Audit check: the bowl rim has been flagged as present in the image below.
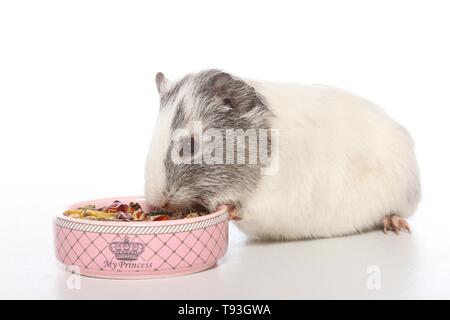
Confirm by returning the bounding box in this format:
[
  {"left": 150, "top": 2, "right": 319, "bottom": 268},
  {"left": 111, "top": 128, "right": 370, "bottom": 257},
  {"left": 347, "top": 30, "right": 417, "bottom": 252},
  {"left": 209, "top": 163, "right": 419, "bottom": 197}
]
[{"left": 57, "top": 195, "right": 228, "bottom": 227}]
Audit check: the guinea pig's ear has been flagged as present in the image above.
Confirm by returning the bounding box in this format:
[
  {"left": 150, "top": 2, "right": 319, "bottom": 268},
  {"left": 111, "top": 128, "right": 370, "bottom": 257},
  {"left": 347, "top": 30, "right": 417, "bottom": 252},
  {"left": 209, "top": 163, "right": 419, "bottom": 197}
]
[
  {"left": 155, "top": 72, "right": 170, "bottom": 96},
  {"left": 208, "top": 72, "right": 256, "bottom": 112}
]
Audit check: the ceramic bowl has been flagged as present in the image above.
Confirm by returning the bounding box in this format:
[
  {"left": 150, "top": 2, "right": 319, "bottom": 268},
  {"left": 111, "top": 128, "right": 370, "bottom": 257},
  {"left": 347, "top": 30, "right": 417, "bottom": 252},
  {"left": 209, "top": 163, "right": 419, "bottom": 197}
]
[{"left": 54, "top": 196, "right": 228, "bottom": 279}]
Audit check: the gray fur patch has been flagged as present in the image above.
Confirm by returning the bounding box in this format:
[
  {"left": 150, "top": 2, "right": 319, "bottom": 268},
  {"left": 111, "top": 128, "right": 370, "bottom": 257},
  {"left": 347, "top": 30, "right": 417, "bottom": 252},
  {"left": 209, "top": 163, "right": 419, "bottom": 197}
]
[
  {"left": 170, "top": 99, "right": 186, "bottom": 130},
  {"left": 160, "top": 69, "right": 273, "bottom": 212},
  {"left": 160, "top": 75, "right": 190, "bottom": 106}
]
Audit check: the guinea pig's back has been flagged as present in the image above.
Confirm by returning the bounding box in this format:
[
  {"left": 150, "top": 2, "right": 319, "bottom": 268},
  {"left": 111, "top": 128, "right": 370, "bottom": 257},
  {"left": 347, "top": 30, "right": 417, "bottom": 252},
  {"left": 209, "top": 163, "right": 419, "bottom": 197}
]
[
  {"left": 238, "top": 79, "right": 420, "bottom": 239},
  {"left": 249, "top": 79, "right": 416, "bottom": 163}
]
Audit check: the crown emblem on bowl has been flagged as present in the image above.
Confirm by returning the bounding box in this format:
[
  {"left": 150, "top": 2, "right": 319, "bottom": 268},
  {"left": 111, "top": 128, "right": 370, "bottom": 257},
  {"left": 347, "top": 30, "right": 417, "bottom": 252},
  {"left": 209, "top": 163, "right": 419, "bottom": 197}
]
[{"left": 109, "top": 236, "right": 144, "bottom": 261}]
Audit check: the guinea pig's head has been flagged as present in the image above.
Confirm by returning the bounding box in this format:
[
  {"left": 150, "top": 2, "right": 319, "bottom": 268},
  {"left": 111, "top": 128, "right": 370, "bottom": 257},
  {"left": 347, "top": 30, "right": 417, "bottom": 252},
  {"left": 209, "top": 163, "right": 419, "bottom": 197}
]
[{"left": 145, "top": 69, "right": 272, "bottom": 213}]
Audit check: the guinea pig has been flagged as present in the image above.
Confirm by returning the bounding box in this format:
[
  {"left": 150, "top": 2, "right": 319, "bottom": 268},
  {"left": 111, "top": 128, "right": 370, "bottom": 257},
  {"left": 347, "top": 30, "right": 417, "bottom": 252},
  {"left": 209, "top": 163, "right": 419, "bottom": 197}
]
[{"left": 144, "top": 69, "right": 421, "bottom": 240}]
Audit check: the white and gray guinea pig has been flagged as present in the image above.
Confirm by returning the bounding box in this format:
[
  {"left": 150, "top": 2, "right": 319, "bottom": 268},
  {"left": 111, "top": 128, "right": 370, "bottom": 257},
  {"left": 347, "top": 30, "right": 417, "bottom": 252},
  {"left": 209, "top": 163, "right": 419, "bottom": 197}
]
[{"left": 145, "top": 69, "right": 421, "bottom": 240}]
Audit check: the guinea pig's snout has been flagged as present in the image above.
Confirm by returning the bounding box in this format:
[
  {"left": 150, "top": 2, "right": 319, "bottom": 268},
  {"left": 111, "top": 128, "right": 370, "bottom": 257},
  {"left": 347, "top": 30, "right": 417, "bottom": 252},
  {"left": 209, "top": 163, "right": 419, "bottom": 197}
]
[
  {"left": 160, "top": 190, "right": 185, "bottom": 210},
  {"left": 159, "top": 190, "right": 173, "bottom": 208},
  {"left": 148, "top": 186, "right": 210, "bottom": 213}
]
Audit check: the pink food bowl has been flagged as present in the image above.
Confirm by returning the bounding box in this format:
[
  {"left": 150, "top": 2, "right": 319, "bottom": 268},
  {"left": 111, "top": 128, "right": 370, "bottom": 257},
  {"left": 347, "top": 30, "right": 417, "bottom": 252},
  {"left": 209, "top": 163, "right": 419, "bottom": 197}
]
[{"left": 54, "top": 196, "right": 229, "bottom": 279}]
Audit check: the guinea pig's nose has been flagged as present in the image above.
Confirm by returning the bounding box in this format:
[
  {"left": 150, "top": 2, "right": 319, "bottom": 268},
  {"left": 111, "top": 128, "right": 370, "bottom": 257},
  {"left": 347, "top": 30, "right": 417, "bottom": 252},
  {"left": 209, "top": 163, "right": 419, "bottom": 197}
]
[
  {"left": 161, "top": 201, "right": 169, "bottom": 209},
  {"left": 160, "top": 192, "right": 172, "bottom": 209}
]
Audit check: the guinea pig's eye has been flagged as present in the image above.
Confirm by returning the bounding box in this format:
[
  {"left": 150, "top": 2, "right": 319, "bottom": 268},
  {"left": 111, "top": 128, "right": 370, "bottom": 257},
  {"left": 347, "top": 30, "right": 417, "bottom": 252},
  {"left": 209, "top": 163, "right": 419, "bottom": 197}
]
[
  {"left": 179, "top": 135, "right": 198, "bottom": 158},
  {"left": 223, "top": 98, "right": 232, "bottom": 106}
]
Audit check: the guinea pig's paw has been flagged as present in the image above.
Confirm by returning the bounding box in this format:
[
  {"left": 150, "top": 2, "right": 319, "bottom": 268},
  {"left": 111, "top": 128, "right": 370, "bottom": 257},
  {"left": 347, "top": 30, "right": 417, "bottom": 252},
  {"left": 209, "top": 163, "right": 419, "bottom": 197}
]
[
  {"left": 382, "top": 215, "right": 411, "bottom": 234},
  {"left": 227, "top": 207, "right": 242, "bottom": 221}
]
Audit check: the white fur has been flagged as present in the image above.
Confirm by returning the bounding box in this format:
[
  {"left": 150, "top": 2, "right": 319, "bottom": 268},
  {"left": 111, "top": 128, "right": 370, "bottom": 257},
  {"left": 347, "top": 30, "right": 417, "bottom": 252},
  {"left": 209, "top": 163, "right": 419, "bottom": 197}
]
[
  {"left": 145, "top": 76, "right": 199, "bottom": 206},
  {"left": 234, "top": 80, "right": 421, "bottom": 240},
  {"left": 144, "top": 105, "right": 171, "bottom": 206}
]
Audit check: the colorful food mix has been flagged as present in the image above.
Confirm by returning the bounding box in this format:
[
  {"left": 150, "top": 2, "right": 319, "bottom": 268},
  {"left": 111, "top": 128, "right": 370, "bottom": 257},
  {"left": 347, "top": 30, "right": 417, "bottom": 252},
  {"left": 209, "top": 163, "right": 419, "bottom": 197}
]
[{"left": 63, "top": 200, "right": 207, "bottom": 222}]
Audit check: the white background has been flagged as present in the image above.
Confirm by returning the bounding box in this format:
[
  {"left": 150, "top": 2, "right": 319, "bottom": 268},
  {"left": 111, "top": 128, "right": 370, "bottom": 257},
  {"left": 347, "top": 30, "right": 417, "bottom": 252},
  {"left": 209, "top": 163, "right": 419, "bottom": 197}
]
[{"left": 0, "top": 0, "right": 449, "bottom": 299}]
